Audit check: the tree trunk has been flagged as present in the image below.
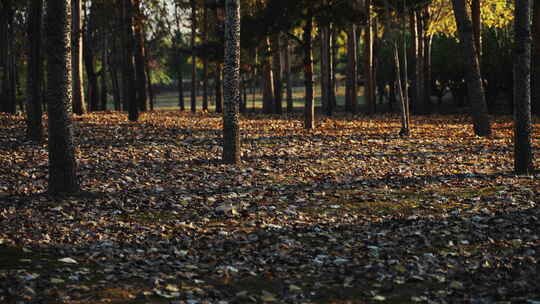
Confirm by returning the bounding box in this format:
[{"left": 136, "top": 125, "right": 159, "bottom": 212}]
[
  {"left": 320, "top": 23, "right": 331, "bottom": 116},
  {"left": 330, "top": 26, "right": 338, "bottom": 112},
  {"left": 416, "top": 10, "right": 425, "bottom": 114},
  {"left": 83, "top": 5, "right": 100, "bottom": 112},
  {"left": 284, "top": 37, "right": 293, "bottom": 113},
  {"left": 133, "top": 0, "right": 149, "bottom": 112},
  {"left": 191, "top": 0, "right": 197, "bottom": 113},
  {"left": 215, "top": 63, "right": 223, "bottom": 113},
  {"left": 146, "top": 57, "right": 155, "bottom": 110},
  {"left": 26, "top": 0, "right": 44, "bottom": 142},
  {"left": 364, "top": 0, "right": 375, "bottom": 114},
  {"left": 533, "top": 0, "right": 540, "bottom": 115},
  {"left": 271, "top": 33, "right": 283, "bottom": 114},
  {"left": 471, "top": 0, "right": 482, "bottom": 58},
  {"left": 45, "top": 0, "right": 80, "bottom": 194},
  {"left": 121, "top": 0, "right": 138, "bottom": 121},
  {"left": 100, "top": 39, "right": 108, "bottom": 110},
  {"left": 72, "top": 0, "right": 85, "bottom": 115},
  {"left": 202, "top": 4, "right": 209, "bottom": 111},
  {"left": 346, "top": 25, "right": 357, "bottom": 113},
  {"left": 513, "top": 0, "right": 534, "bottom": 174},
  {"left": 222, "top": 0, "right": 241, "bottom": 164},
  {"left": 0, "top": 1, "right": 16, "bottom": 114},
  {"left": 424, "top": 33, "right": 433, "bottom": 114},
  {"left": 451, "top": 0, "right": 491, "bottom": 136},
  {"left": 261, "top": 38, "right": 274, "bottom": 114},
  {"left": 178, "top": 69, "right": 185, "bottom": 111},
  {"left": 303, "top": 12, "right": 315, "bottom": 129},
  {"left": 394, "top": 42, "right": 410, "bottom": 136}
]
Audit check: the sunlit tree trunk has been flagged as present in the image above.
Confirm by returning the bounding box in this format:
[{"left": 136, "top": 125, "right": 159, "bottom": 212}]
[
  {"left": 451, "top": 0, "right": 491, "bottom": 136},
  {"left": 271, "top": 33, "right": 282, "bottom": 114},
  {"left": 303, "top": 11, "right": 315, "bottom": 129},
  {"left": 513, "top": 0, "right": 534, "bottom": 174},
  {"left": 26, "top": 0, "right": 44, "bottom": 142},
  {"left": 72, "top": 0, "right": 86, "bottom": 115},
  {"left": 364, "top": 0, "right": 375, "bottom": 114},
  {"left": 471, "top": 0, "right": 482, "bottom": 58},
  {"left": 261, "top": 38, "right": 274, "bottom": 114},
  {"left": 222, "top": 0, "right": 241, "bottom": 164},
  {"left": 46, "top": 0, "right": 80, "bottom": 194}
]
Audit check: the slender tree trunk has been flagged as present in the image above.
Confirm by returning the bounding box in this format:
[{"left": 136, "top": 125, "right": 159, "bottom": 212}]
[
  {"left": 416, "top": 10, "right": 425, "bottom": 114},
  {"left": 424, "top": 33, "right": 433, "bottom": 114},
  {"left": 394, "top": 42, "right": 409, "bottom": 136},
  {"left": 146, "top": 63, "right": 155, "bottom": 110},
  {"left": 46, "top": 0, "right": 80, "bottom": 194},
  {"left": 202, "top": 4, "right": 209, "bottom": 111},
  {"left": 215, "top": 63, "right": 223, "bottom": 113},
  {"left": 364, "top": 0, "right": 375, "bottom": 114},
  {"left": 26, "top": 0, "right": 44, "bottom": 142},
  {"left": 533, "top": 0, "right": 540, "bottom": 115},
  {"left": 320, "top": 23, "right": 331, "bottom": 116},
  {"left": 330, "top": 26, "right": 338, "bottom": 112},
  {"left": 284, "top": 37, "right": 293, "bottom": 113},
  {"left": 71, "top": 0, "right": 85, "bottom": 115},
  {"left": 271, "top": 33, "right": 283, "bottom": 114},
  {"left": 261, "top": 38, "right": 274, "bottom": 114},
  {"left": 451, "top": 0, "right": 491, "bottom": 136},
  {"left": 513, "top": 0, "right": 534, "bottom": 174},
  {"left": 346, "top": 25, "right": 357, "bottom": 113},
  {"left": 303, "top": 11, "right": 315, "bottom": 129},
  {"left": 223, "top": 0, "right": 241, "bottom": 164},
  {"left": 178, "top": 69, "right": 185, "bottom": 111},
  {"left": 191, "top": 0, "right": 197, "bottom": 113}
]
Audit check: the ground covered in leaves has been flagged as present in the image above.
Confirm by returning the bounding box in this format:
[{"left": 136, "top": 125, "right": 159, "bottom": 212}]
[{"left": 1, "top": 111, "right": 539, "bottom": 304}]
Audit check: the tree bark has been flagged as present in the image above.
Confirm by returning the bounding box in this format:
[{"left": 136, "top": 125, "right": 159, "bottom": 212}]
[
  {"left": 0, "top": 0, "right": 16, "bottom": 114},
  {"left": 513, "top": 0, "right": 534, "bottom": 174},
  {"left": 83, "top": 4, "right": 100, "bottom": 112},
  {"left": 303, "top": 12, "right": 315, "bottom": 129},
  {"left": 26, "top": 0, "right": 44, "bottom": 142},
  {"left": 202, "top": 4, "right": 209, "bottom": 111},
  {"left": 471, "top": 0, "right": 482, "bottom": 58},
  {"left": 72, "top": 0, "right": 85, "bottom": 115},
  {"left": 222, "top": 0, "right": 241, "bottom": 164},
  {"left": 451, "top": 0, "right": 491, "bottom": 136},
  {"left": 45, "top": 0, "right": 80, "bottom": 194}
]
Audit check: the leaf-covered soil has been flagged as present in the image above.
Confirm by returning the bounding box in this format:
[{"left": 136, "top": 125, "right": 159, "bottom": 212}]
[{"left": 1, "top": 111, "right": 539, "bottom": 304}]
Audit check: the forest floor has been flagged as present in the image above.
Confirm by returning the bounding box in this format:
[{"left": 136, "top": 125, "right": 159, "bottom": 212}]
[{"left": 0, "top": 111, "right": 539, "bottom": 304}]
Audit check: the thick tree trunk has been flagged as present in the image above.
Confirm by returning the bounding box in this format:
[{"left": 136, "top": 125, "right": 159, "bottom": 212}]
[
  {"left": 303, "top": 12, "right": 315, "bottom": 129},
  {"left": 45, "top": 0, "right": 80, "bottom": 194},
  {"left": 451, "top": 0, "right": 491, "bottom": 136},
  {"left": 72, "top": 0, "right": 85, "bottom": 115},
  {"left": 513, "top": 0, "right": 534, "bottom": 174},
  {"left": 222, "top": 0, "right": 241, "bottom": 164},
  {"left": 191, "top": 0, "right": 197, "bottom": 113},
  {"left": 345, "top": 25, "right": 357, "bottom": 113},
  {"left": 26, "top": 0, "right": 44, "bottom": 142},
  {"left": 533, "top": 1, "right": 540, "bottom": 115},
  {"left": 284, "top": 38, "right": 293, "bottom": 113},
  {"left": 134, "top": 1, "right": 149, "bottom": 112},
  {"left": 271, "top": 33, "right": 283, "bottom": 114},
  {"left": 121, "top": 0, "right": 138, "bottom": 121}
]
